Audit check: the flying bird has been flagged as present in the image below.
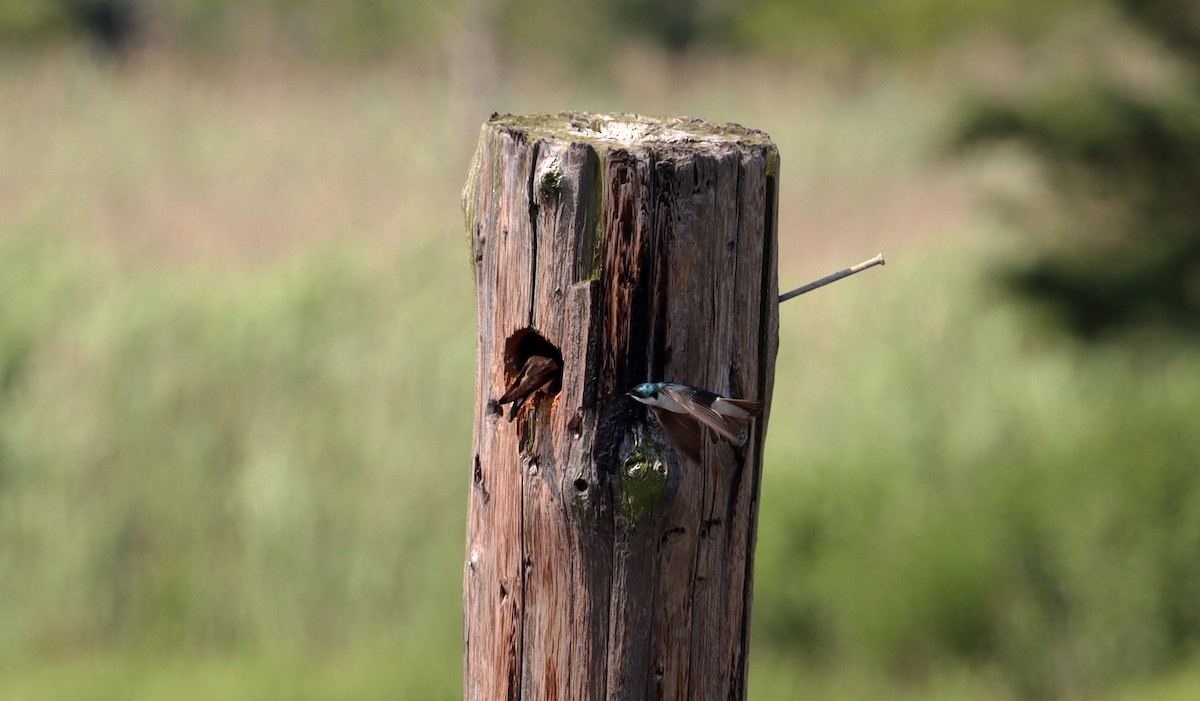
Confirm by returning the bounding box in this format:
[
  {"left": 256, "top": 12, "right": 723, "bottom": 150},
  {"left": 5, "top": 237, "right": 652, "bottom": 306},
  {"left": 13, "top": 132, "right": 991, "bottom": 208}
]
[
  {"left": 627, "top": 382, "right": 764, "bottom": 461},
  {"left": 496, "top": 354, "right": 561, "bottom": 420}
]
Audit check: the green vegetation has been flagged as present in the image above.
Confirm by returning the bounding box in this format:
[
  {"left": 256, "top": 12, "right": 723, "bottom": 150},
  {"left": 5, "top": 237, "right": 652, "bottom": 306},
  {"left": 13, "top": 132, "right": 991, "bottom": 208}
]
[
  {"left": 0, "top": 0, "right": 1098, "bottom": 63},
  {"left": 2, "top": 44, "right": 1200, "bottom": 700},
  {"left": 957, "top": 0, "right": 1200, "bottom": 339},
  {"left": 760, "top": 243, "right": 1200, "bottom": 698}
]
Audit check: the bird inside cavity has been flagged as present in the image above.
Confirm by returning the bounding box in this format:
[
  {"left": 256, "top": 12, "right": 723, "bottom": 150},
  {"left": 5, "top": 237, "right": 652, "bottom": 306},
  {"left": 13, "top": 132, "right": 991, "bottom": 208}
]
[{"left": 495, "top": 354, "right": 561, "bottom": 420}]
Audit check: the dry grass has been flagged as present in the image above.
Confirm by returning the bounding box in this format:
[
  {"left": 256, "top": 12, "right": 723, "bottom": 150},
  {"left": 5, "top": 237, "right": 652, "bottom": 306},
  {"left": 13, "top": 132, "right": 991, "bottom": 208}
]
[{"left": 0, "top": 50, "right": 976, "bottom": 271}]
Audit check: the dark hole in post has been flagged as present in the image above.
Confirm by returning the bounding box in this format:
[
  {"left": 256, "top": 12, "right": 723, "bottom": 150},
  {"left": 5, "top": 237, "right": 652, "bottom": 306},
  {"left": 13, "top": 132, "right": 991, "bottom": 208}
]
[{"left": 573, "top": 478, "right": 588, "bottom": 493}]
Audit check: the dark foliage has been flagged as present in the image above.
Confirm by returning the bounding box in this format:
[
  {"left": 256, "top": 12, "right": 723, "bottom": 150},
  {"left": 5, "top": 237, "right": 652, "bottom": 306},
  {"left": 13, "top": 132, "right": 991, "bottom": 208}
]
[
  {"left": 64, "top": 0, "right": 140, "bottom": 54},
  {"left": 1115, "top": 0, "right": 1200, "bottom": 61},
  {"left": 607, "top": 0, "right": 737, "bottom": 52},
  {"left": 957, "top": 1, "right": 1200, "bottom": 339}
]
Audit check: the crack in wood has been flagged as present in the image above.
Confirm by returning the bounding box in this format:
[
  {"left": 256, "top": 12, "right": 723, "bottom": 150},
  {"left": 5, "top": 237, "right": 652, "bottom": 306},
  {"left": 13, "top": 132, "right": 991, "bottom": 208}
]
[{"left": 466, "top": 115, "right": 777, "bottom": 701}]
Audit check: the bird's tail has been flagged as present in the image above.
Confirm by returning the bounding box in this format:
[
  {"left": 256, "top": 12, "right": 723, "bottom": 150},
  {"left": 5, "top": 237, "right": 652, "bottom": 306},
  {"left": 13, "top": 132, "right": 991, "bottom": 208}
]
[{"left": 719, "top": 398, "right": 765, "bottom": 416}]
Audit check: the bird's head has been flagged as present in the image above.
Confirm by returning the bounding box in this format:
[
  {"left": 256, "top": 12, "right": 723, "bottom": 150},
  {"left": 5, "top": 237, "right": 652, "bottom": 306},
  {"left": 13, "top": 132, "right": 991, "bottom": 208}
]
[{"left": 627, "top": 382, "right": 662, "bottom": 404}]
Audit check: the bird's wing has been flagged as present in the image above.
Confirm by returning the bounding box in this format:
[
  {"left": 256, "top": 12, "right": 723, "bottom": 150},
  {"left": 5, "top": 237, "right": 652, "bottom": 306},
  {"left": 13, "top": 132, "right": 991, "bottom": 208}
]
[
  {"left": 712, "top": 397, "right": 765, "bottom": 417},
  {"left": 650, "top": 406, "right": 704, "bottom": 462},
  {"left": 497, "top": 355, "right": 558, "bottom": 404},
  {"left": 661, "top": 385, "right": 744, "bottom": 443}
]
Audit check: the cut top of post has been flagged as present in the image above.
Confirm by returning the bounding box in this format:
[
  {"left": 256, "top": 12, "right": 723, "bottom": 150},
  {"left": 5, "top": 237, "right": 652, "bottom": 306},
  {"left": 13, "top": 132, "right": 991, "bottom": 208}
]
[{"left": 487, "top": 111, "right": 775, "bottom": 150}]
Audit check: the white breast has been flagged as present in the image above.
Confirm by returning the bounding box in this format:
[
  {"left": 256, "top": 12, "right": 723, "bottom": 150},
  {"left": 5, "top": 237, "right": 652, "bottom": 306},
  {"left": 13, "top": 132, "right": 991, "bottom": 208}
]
[{"left": 647, "top": 394, "right": 687, "bottom": 413}]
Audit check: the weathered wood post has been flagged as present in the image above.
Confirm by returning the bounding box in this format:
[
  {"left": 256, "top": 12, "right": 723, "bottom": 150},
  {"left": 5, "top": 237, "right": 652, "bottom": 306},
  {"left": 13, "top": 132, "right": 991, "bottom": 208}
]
[{"left": 463, "top": 112, "right": 779, "bottom": 700}]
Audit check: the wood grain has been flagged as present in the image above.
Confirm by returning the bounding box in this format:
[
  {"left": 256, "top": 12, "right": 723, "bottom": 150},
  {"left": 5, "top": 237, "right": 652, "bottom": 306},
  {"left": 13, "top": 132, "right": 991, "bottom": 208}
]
[{"left": 463, "top": 112, "right": 779, "bottom": 701}]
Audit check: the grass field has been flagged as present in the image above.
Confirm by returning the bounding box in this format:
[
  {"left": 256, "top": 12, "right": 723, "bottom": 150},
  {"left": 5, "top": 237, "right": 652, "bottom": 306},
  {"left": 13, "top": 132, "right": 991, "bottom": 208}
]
[{"left": 2, "top": 51, "right": 1200, "bottom": 699}]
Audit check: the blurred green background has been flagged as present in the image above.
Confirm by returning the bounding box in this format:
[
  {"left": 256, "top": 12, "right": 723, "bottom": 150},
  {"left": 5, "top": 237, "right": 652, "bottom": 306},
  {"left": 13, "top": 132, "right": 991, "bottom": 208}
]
[{"left": 3, "top": 1, "right": 1200, "bottom": 699}]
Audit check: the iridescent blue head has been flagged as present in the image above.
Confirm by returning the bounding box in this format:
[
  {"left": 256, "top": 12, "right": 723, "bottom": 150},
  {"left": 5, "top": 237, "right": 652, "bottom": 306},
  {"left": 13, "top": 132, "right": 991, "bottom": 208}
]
[{"left": 627, "top": 382, "right": 664, "bottom": 401}]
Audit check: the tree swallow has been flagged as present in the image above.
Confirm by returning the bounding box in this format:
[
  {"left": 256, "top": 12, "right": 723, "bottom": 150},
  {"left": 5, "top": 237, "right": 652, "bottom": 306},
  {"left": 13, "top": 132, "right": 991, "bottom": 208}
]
[
  {"left": 496, "top": 354, "right": 561, "bottom": 420},
  {"left": 627, "top": 382, "right": 764, "bottom": 461}
]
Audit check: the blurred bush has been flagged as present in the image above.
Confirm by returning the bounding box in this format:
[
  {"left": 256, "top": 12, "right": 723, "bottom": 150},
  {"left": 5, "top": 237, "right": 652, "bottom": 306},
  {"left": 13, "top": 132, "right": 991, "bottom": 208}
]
[
  {"left": 732, "top": 0, "right": 1091, "bottom": 59},
  {"left": 957, "top": 0, "right": 1200, "bottom": 339},
  {"left": 0, "top": 0, "right": 1096, "bottom": 63},
  {"left": 0, "top": 234, "right": 472, "bottom": 659},
  {"left": 758, "top": 248, "right": 1200, "bottom": 699},
  {"left": 0, "top": 1, "right": 138, "bottom": 52}
]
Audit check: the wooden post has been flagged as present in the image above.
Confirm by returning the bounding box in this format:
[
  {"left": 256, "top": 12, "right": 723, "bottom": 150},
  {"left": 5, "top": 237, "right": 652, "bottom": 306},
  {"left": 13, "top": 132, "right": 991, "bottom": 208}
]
[{"left": 463, "top": 112, "right": 779, "bottom": 700}]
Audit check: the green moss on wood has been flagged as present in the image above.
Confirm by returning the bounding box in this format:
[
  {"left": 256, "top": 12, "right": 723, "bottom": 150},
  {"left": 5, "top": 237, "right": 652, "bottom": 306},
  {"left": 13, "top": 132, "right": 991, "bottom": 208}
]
[
  {"left": 766, "top": 147, "right": 781, "bottom": 180},
  {"left": 618, "top": 436, "right": 670, "bottom": 524},
  {"left": 461, "top": 125, "right": 488, "bottom": 279}
]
